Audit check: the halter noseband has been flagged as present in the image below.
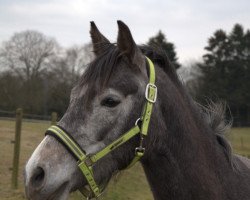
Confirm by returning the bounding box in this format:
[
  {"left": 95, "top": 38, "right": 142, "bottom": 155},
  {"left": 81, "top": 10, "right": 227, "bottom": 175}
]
[{"left": 45, "top": 57, "right": 157, "bottom": 199}]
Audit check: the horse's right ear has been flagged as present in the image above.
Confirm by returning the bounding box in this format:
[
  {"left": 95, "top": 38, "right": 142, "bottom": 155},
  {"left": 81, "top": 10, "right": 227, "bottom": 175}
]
[
  {"left": 117, "top": 20, "right": 146, "bottom": 74},
  {"left": 90, "top": 21, "right": 110, "bottom": 56}
]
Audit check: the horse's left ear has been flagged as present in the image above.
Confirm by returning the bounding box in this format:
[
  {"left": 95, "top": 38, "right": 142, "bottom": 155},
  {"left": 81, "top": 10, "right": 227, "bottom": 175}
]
[{"left": 117, "top": 20, "right": 145, "bottom": 72}]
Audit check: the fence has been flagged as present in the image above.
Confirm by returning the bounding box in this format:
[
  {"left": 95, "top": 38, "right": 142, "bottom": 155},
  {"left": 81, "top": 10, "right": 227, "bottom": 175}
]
[
  {"left": 0, "top": 108, "right": 57, "bottom": 189},
  {"left": 0, "top": 109, "right": 53, "bottom": 122}
]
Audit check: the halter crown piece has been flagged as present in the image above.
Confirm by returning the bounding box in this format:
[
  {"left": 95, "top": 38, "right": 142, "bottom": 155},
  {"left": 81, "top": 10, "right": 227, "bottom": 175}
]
[{"left": 45, "top": 57, "right": 157, "bottom": 199}]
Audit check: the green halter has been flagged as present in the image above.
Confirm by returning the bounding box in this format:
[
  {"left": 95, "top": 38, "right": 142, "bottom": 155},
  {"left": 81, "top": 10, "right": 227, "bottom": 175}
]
[{"left": 45, "top": 57, "right": 157, "bottom": 199}]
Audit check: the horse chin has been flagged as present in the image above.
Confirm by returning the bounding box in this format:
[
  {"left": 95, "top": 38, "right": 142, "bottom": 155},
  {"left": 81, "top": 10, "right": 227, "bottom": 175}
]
[{"left": 46, "top": 182, "right": 70, "bottom": 200}]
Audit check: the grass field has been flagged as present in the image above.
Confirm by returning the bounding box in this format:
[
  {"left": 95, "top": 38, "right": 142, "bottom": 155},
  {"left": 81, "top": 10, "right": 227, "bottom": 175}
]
[{"left": 0, "top": 119, "right": 249, "bottom": 200}]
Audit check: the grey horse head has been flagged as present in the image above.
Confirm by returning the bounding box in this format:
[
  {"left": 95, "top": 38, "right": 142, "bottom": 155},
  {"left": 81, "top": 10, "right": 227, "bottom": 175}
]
[
  {"left": 24, "top": 21, "right": 150, "bottom": 200},
  {"left": 24, "top": 20, "right": 250, "bottom": 200}
]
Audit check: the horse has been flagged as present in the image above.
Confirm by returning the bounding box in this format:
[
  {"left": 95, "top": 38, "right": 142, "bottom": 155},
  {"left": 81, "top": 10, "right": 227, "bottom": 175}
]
[{"left": 24, "top": 21, "right": 250, "bottom": 200}]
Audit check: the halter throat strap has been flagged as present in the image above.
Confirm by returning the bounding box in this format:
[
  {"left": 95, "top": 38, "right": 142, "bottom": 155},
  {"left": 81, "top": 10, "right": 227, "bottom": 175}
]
[{"left": 45, "top": 56, "right": 157, "bottom": 199}]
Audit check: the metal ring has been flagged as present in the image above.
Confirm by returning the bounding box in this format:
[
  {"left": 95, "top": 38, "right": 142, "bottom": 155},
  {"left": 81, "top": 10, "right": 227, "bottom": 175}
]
[{"left": 135, "top": 118, "right": 141, "bottom": 126}]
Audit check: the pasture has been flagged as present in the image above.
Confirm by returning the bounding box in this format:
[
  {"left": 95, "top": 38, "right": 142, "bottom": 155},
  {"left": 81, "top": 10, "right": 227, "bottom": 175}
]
[{"left": 0, "top": 119, "right": 249, "bottom": 200}]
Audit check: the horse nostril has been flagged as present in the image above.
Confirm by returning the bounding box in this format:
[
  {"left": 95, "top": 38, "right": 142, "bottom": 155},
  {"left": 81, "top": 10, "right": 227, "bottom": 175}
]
[{"left": 30, "top": 167, "right": 45, "bottom": 189}]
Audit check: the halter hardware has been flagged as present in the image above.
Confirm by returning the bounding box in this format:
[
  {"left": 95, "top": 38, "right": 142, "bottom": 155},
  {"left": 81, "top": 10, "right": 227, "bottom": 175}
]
[
  {"left": 45, "top": 56, "right": 157, "bottom": 199},
  {"left": 145, "top": 83, "right": 157, "bottom": 103}
]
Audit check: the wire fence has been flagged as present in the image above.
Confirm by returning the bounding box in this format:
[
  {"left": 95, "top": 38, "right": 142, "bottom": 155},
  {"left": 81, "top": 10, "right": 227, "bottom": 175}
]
[{"left": 0, "top": 109, "right": 55, "bottom": 123}]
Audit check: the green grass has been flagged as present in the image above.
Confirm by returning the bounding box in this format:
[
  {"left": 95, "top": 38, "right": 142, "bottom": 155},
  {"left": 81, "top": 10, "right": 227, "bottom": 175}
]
[
  {"left": 226, "top": 127, "right": 250, "bottom": 156},
  {"left": 0, "top": 119, "right": 249, "bottom": 200}
]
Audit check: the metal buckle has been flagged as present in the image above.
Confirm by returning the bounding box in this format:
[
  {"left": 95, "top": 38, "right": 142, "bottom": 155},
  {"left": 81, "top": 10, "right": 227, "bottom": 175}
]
[
  {"left": 145, "top": 83, "right": 157, "bottom": 103},
  {"left": 86, "top": 192, "right": 102, "bottom": 200},
  {"left": 135, "top": 147, "right": 145, "bottom": 154},
  {"left": 84, "top": 156, "right": 93, "bottom": 166}
]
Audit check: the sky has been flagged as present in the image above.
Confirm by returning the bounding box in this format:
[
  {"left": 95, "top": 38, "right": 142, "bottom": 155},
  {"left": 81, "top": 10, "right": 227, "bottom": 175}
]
[{"left": 0, "top": 0, "right": 249, "bottom": 65}]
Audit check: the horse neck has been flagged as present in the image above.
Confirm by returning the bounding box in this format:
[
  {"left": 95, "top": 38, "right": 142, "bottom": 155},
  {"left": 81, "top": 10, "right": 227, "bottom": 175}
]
[{"left": 141, "top": 67, "right": 233, "bottom": 200}]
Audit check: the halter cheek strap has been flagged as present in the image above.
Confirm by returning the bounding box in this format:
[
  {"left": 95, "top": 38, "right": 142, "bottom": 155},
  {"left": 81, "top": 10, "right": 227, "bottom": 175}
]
[{"left": 45, "top": 56, "right": 157, "bottom": 199}]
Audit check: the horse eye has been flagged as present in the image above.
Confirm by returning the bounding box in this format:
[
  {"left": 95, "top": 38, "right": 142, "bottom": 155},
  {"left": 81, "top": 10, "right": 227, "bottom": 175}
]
[{"left": 101, "top": 97, "right": 120, "bottom": 107}]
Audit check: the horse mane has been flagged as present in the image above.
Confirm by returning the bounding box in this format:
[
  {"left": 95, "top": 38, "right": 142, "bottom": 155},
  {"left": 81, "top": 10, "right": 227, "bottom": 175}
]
[
  {"left": 198, "top": 102, "right": 234, "bottom": 167},
  {"left": 140, "top": 45, "right": 235, "bottom": 168},
  {"left": 80, "top": 43, "right": 120, "bottom": 90},
  {"left": 139, "top": 45, "right": 180, "bottom": 85},
  {"left": 78, "top": 43, "right": 121, "bottom": 104},
  {"left": 81, "top": 44, "right": 179, "bottom": 92}
]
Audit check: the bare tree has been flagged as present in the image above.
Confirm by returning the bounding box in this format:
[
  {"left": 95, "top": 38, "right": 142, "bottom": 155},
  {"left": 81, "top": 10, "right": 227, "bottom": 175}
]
[
  {"left": 178, "top": 61, "right": 203, "bottom": 98},
  {"left": 48, "top": 43, "right": 94, "bottom": 85},
  {"left": 0, "top": 30, "right": 60, "bottom": 113},
  {"left": 0, "top": 30, "right": 95, "bottom": 115},
  {"left": 0, "top": 30, "right": 60, "bottom": 80},
  {"left": 65, "top": 43, "right": 94, "bottom": 75}
]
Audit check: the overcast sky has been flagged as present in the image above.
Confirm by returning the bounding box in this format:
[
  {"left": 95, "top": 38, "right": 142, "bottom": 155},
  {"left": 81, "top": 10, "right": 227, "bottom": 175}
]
[{"left": 0, "top": 0, "right": 249, "bottom": 64}]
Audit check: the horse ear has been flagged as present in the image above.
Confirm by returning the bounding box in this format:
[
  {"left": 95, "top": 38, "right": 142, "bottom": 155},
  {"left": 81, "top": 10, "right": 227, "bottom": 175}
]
[
  {"left": 90, "top": 21, "right": 110, "bottom": 56},
  {"left": 117, "top": 20, "right": 145, "bottom": 69}
]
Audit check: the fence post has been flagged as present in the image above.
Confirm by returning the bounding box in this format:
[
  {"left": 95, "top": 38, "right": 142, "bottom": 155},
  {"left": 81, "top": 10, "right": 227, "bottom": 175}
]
[
  {"left": 51, "top": 112, "right": 57, "bottom": 125},
  {"left": 11, "top": 108, "right": 23, "bottom": 189},
  {"left": 240, "top": 137, "right": 244, "bottom": 149}
]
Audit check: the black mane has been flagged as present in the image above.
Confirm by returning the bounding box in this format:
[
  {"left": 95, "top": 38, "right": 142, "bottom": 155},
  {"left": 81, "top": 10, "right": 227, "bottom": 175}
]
[
  {"left": 139, "top": 45, "right": 179, "bottom": 84},
  {"left": 80, "top": 43, "right": 120, "bottom": 91},
  {"left": 80, "top": 44, "right": 179, "bottom": 91}
]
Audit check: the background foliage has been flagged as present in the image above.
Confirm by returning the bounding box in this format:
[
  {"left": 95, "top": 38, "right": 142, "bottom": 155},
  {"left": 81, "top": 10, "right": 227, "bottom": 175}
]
[
  {"left": 0, "top": 24, "right": 250, "bottom": 126},
  {"left": 188, "top": 24, "right": 250, "bottom": 126}
]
